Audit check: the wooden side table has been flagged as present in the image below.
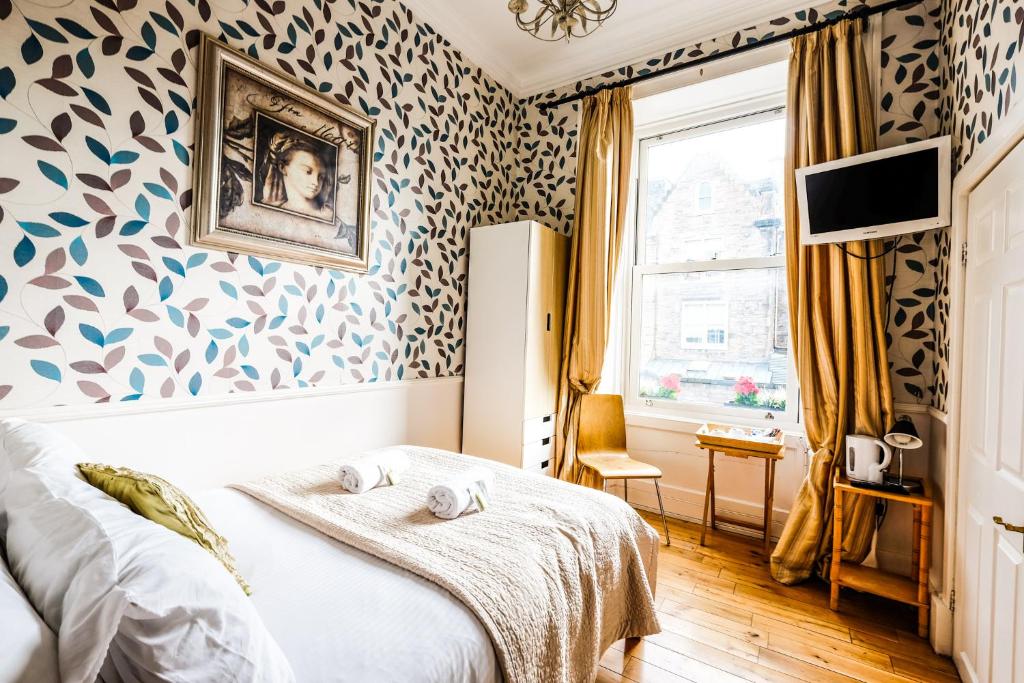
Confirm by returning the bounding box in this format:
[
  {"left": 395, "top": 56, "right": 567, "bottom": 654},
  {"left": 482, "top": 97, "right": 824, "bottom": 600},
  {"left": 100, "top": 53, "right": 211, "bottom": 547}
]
[
  {"left": 694, "top": 441, "right": 785, "bottom": 552},
  {"left": 830, "top": 474, "right": 933, "bottom": 638}
]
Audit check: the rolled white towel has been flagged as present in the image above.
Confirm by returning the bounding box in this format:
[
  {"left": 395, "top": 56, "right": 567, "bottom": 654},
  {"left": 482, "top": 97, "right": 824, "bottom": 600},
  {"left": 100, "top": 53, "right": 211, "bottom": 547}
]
[
  {"left": 427, "top": 467, "right": 495, "bottom": 519},
  {"left": 337, "top": 448, "right": 410, "bottom": 494}
]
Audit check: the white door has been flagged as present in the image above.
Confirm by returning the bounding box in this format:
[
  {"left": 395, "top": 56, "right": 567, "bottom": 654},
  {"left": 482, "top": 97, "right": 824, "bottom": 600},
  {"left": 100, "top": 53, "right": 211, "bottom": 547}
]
[{"left": 954, "top": 138, "right": 1024, "bottom": 683}]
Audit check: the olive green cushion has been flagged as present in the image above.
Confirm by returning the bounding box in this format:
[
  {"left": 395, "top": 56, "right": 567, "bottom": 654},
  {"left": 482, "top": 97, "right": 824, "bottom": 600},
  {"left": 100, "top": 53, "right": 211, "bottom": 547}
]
[{"left": 77, "top": 463, "right": 251, "bottom": 595}]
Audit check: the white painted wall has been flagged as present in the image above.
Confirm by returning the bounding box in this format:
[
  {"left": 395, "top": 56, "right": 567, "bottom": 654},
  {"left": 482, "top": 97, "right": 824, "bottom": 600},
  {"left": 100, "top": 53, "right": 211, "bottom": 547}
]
[
  {"left": 612, "top": 405, "right": 933, "bottom": 576},
  {"left": 0, "top": 377, "right": 463, "bottom": 493},
  {"left": 610, "top": 412, "right": 806, "bottom": 540},
  {"left": 6, "top": 370, "right": 935, "bottom": 583}
]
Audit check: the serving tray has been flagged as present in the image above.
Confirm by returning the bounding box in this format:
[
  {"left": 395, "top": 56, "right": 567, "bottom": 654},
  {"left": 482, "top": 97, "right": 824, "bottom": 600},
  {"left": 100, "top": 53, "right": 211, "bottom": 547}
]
[{"left": 696, "top": 422, "right": 784, "bottom": 455}]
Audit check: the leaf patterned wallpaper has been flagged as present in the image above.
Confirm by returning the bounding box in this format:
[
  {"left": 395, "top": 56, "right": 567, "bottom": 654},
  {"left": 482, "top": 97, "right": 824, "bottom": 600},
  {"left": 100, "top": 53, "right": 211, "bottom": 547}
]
[
  {"left": 515, "top": 0, "right": 946, "bottom": 407},
  {"left": 0, "top": 0, "right": 983, "bottom": 414},
  {"left": 932, "top": 0, "right": 1024, "bottom": 413},
  {"left": 0, "top": 0, "right": 518, "bottom": 408},
  {"left": 941, "top": 0, "right": 1024, "bottom": 171},
  {"left": 879, "top": 1, "right": 944, "bottom": 406}
]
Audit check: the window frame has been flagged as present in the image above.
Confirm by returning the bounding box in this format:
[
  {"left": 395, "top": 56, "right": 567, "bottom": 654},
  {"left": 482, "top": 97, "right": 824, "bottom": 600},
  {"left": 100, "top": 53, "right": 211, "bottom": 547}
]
[{"left": 624, "top": 96, "right": 799, "bottom": 427}]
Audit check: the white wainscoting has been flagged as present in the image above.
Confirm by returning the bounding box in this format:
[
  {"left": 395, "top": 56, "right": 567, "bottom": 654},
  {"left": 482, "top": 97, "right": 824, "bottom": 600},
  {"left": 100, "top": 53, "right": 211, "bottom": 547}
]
[
  {"left": 926, "top": 407, "right": 952, "bottom": 653},
  {"left": 611, "top": 405, "right": 934, "bottom": 576},
  {"left": 610, "top": 411, "right": 808, "bottom": 542},
  {"left": 0, "top": 376, "right": 464, "bottom": 493}
]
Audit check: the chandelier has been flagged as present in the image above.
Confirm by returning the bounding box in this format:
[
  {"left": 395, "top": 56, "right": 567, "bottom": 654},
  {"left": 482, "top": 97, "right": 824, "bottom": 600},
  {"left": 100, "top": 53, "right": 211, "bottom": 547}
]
[{"left": 507, "top": 0, "right": 618, "bottom": 42}]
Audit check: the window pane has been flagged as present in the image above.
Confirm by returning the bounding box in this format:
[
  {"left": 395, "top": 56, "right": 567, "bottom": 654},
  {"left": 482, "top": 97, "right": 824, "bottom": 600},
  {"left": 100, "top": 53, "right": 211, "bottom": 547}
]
[
  {"left": 637, "top": 268, "right": 789, "bottom": 411},
  {"left": 642, "top": 116, "right": 785, "bottom": 264}
]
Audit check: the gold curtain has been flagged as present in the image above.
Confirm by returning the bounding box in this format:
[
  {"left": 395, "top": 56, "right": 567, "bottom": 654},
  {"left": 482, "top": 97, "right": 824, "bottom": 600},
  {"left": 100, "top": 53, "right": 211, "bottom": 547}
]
[
  {"left": 554, "top": 87, "right": 634, "bottom": 488},
  {"left": 770, "top": 19, "right": 895, "bottom": 585}
]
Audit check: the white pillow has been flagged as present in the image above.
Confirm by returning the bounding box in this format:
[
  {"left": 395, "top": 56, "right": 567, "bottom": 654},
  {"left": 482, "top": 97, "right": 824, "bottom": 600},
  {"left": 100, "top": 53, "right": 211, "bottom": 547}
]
[
  {"left": 0, "top": 419, "right": 295, "bottom": 683},
  {"left": 0, "top": 551, "right": 59, "bottom": 683}
]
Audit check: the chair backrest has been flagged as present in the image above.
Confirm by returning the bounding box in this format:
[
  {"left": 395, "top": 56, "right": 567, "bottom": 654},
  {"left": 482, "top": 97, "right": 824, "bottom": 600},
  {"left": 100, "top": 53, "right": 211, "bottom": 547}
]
[{"left": 577, "top": 393, "right": 627, "bottom": 456}]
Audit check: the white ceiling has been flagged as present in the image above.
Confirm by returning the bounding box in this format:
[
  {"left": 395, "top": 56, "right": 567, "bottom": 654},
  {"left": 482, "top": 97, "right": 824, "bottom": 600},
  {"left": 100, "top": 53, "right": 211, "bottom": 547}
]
[{"left": 401, "top": 0, "right": 812, "bottom": 97}]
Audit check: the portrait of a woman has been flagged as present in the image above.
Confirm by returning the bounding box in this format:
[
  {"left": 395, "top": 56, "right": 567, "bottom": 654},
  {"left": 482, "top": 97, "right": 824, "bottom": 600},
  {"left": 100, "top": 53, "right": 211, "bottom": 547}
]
[
  {"left": 252, "top": 113, "right": 338, "bottom": 224},
  {"left": 196, "top": 39, "right": 372, "bottom": 271}
]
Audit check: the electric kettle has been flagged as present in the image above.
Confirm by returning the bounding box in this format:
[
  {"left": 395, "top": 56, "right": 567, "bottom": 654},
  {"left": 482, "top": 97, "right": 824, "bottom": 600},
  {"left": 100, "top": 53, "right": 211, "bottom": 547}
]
[{"left": 845, "top": 434, "right": 892, "bottom": 485}]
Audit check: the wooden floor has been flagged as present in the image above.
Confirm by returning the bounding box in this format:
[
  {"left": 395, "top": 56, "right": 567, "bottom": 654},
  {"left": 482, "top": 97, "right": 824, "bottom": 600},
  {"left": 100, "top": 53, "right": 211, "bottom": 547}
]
[{"left": 599, "top": 511, "right": 959, "bottom": 683}]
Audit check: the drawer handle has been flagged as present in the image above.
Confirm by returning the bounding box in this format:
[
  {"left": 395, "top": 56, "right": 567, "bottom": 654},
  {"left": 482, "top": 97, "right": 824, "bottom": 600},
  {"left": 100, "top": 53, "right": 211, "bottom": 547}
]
[
  {"left": 542, "top": 415, "right": 552, "bottom": 423},
  {"left": 540, "top": 460, "right": 550, "bottom": 468},
  {"left": 541, "top": 437, "right": 551, "bottom": 446},
  {"left": 546, "top": 312, "right": 551, "bottom": 332}
]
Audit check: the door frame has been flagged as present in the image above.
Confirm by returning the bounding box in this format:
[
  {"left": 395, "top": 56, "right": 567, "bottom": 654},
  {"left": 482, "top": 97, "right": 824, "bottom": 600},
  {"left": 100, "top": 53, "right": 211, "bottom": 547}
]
[{"left": 940, "top": 102, "right": 1024, "bottom": 657}]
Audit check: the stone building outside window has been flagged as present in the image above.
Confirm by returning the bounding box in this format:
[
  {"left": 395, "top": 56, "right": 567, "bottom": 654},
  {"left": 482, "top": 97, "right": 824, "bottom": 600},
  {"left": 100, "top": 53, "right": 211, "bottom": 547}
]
[{"left": 631, "top": 108, "right": 791, "bottom": 418}]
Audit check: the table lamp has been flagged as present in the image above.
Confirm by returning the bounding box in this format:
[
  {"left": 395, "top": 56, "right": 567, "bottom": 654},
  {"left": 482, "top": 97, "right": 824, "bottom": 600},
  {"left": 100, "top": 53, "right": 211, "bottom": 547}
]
[{"left": 883, "top": 416, "right": 922, "bottom": 492}]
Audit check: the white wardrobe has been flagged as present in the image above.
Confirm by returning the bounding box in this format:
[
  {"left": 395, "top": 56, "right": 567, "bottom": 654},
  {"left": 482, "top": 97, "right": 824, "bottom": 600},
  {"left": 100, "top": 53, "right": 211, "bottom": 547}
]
[{"left": 461, "top": 221, "right": 568, "bottom": 475}]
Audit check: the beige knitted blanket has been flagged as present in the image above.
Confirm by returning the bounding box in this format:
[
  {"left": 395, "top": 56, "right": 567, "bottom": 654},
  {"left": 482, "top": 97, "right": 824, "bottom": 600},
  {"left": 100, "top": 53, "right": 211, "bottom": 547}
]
[{"left": 232, "top": 445, "right": 660, "bottom": 683}]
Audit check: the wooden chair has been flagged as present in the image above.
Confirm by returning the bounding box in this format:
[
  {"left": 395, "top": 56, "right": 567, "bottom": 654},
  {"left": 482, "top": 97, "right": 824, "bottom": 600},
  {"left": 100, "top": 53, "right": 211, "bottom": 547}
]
[{"left": 574, "top": 394, "right": 670, "bottom": 546}]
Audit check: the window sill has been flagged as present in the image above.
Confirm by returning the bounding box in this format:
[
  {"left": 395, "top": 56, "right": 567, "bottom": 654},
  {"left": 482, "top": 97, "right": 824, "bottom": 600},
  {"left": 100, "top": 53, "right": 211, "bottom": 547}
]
[{"left": 624, "top": 407, "right": 803, "bottom": 442}]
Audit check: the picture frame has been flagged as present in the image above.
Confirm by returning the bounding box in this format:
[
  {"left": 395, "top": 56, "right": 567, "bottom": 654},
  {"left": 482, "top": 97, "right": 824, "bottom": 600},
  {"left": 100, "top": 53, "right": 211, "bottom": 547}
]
[{"left": 191, "top": 35, "right": 375, "bottom": 272}]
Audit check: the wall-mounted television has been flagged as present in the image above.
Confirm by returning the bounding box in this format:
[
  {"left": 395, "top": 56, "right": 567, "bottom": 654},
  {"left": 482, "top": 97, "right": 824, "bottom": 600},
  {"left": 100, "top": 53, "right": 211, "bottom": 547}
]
[{"left": 795, "top": 136, "right": 951, "bottom": 245}]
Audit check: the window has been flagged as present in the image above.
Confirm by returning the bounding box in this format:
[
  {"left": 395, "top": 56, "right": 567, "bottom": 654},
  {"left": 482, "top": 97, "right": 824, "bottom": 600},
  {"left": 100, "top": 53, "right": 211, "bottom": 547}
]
[
  {"left": 697, "top": 182, "right": 713, "bottom": 210},
  {"left": 680, "top": 301, "right": 728, "bottom": 349},
  {"left": 629, "top": 105, "right": 794, "bottom": 421}
]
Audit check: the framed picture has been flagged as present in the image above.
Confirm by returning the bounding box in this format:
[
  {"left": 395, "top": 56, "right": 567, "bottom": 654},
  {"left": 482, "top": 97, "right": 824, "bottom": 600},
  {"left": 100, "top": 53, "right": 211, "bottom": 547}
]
[{"left": 191, "top": 35, "right": 374, "bottom": 272}]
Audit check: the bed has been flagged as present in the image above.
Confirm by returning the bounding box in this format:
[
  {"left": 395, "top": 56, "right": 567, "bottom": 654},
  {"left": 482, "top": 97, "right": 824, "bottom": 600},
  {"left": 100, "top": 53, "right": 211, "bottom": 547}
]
[
  {"left": 197, "top": 488, "right": 501, "bottom": 682},
  {"left": 1, "top": 422, "right": 660, "bottom": 683},
  {"left": 1, "top": 489, "right": 506, "bottom": 683}
]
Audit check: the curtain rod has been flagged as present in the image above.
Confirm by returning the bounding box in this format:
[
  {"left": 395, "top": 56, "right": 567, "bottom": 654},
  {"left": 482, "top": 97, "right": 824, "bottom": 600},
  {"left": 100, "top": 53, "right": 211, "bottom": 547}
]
[{"left": 536, "top": 0, "right": 924, "bottom": 111}]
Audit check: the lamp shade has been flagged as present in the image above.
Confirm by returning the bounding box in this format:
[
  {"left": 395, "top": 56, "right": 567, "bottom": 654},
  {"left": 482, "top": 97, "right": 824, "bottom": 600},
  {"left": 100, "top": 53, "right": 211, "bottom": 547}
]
[{"left": 884, "top": 416, "right": 922, "bottom": 450}]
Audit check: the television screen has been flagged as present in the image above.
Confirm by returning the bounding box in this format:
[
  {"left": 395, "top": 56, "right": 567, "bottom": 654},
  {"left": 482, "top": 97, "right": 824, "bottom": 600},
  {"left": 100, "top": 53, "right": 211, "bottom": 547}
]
[{"left": 803, "top": 147, "right": 940, "bottom": 236}]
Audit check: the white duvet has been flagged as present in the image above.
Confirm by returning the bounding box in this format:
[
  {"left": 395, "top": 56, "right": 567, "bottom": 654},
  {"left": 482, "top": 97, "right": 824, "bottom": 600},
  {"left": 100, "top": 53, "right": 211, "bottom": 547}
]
[{"left": 196, "top": 489, "right": 499, "bottom": 683}]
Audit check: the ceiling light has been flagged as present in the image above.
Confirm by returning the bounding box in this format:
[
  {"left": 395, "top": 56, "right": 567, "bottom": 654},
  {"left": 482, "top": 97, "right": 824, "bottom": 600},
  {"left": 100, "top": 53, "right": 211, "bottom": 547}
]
[{"left": 508, "top": 0, "right": 618, "bottom": 42}]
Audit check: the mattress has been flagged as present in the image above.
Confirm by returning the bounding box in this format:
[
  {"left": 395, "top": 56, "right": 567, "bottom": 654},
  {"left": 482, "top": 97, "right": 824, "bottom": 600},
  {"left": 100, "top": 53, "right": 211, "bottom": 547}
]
[{"left": 195, "top": 489, "right": 499, "bottom": 683}]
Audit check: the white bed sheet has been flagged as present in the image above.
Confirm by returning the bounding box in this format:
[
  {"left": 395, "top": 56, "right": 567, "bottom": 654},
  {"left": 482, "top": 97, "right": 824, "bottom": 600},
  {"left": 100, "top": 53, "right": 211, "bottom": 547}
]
[
  {"left": 0, "top": 552, "right": 59, "bottom": 683},
  {"left": 196, "top": 489, "right": 500, "bottom": 683}
]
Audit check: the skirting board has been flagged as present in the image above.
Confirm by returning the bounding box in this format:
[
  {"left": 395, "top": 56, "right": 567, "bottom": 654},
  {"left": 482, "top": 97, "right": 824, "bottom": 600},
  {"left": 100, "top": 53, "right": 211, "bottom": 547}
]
[
  {"left": 606, "top": 478, "right": 789, "bottom": 540},
  {"left": 931, "top": 592, "right": 953, "bottom": 656},
  {"left": 0, "top": 376, "right": 464, "bottom": 492},
  {"left": 607, "top": 478, "right": 916, "bottom": 571}
]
